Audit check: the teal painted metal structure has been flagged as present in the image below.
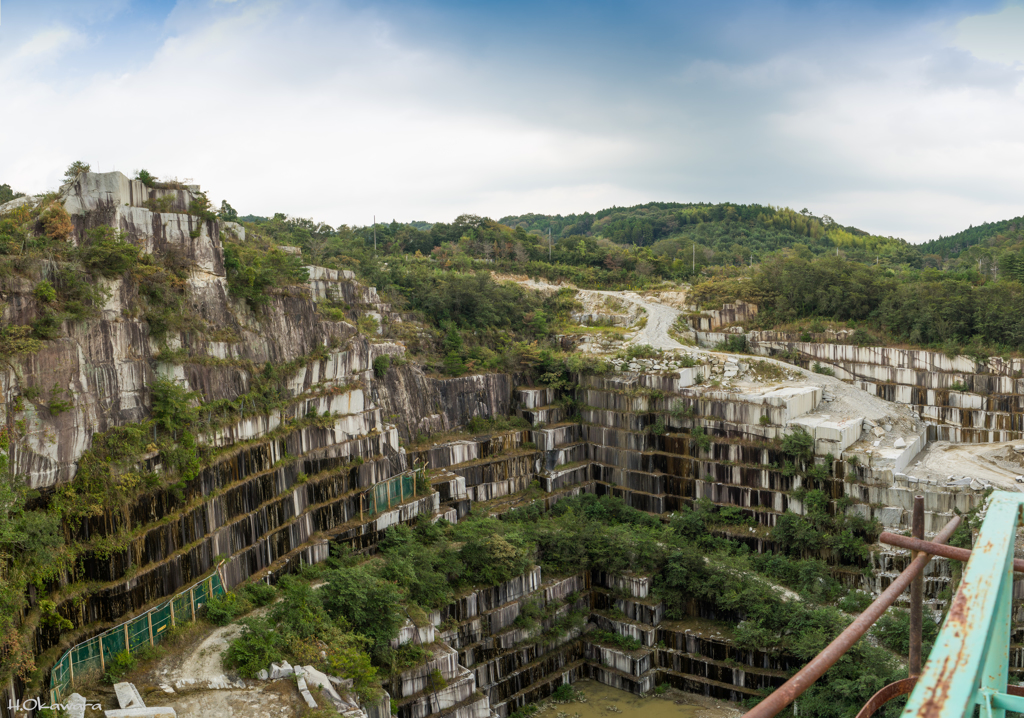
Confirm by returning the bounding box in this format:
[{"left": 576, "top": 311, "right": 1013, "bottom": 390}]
[{"left": 903, "top": 491, "right": 1024, "bottom": 718}]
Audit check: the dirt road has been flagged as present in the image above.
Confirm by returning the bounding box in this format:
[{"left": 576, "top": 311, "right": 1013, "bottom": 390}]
[
  {"left": 585, "top": 289, "right": 686, "bottom": 350},
  {"left": 510, "top": 278, "right": 687, "bottom": 350}
]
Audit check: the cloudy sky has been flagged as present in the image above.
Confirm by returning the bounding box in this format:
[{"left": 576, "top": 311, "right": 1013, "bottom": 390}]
[{"left": 1, "top": 0, "right": 1022, "bottom": 241}]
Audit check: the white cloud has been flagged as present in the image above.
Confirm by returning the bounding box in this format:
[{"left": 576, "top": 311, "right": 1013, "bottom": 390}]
[
  {"left": 758, "top": 46, "right": 1024, "bottom": 239},
  {"left": 0, "top": 25, "right": 85, "bottom": 79},
  {"left": 0, "top": 1, "right": 648, "bottom": 223},
  {"left": 1, "top": 0, "right": 1023, "bottom": 242},
  {"left": 954, "top": 3, "right": 1024, "bottom": 66}
]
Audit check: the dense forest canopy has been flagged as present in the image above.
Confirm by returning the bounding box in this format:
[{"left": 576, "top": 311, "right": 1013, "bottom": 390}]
[{"left": 916, "top": 215, "right": 1024, "bottom": 259}]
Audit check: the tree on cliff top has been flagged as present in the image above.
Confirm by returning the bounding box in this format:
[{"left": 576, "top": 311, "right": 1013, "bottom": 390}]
[
  {"left": 0, "top": 185, "right": 23, "bottom": 205},
  {"left": 63, "top": 161, "right": 90, "bottom": 184}
]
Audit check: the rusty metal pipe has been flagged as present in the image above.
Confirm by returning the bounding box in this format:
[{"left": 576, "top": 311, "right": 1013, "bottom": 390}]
[
  {"left": 856, "top": 679, "right": 1024, "bottom": 718},
  {"left": 855, "top": 677, "right": 918, "bottom": 718},
  {"left": 744, "top": 514, "right": 961, "bottom": 718},
  {"left": 879, "top": 532, "right": 1024, "bottom": 573},
  {"left": 909, "top": 496, "right": 924, "bottom": 677}
]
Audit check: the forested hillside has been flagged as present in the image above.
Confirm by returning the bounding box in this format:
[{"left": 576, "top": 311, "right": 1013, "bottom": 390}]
[
  {"left": 4, "top": 170, "right": 1024, "bottom": 355},
  {"left": 223, "top": 198, "right": 1024, "bottom": 357},
  {"left": 916, "top": 215, "right": 1024, "bottom": 259}
]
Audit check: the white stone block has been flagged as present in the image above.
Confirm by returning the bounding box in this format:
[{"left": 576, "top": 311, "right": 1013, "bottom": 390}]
[
  {"left": 114, "top": 683, "right": 145, "bottom": 709},
  {"left": 270, "top": 660, "right": 294, "bottom": 679},
  {"left": 66, "top": 693, "right": 88, "bottom": 718}
]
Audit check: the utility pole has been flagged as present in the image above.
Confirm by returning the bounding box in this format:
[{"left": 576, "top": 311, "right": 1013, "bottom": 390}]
[
  {"left": 548, "top": 227, "right": 552, "bottom": 261},
  {"left": 692, "top": 243, "right": 695, "bottom": 273},
  {"left": 373, "top": 215, "right": 377, "bottom": 255}
]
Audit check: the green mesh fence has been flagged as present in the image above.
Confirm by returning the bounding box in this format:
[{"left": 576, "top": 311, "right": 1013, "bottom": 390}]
[
  {"left": 364, "top": 469, "right": 422, "bottom": 517},
  {"left": 49, "top": 572, "right": 226, "bottom": 704},
  {"left": 51, "top": 468, "right": 424, "bottom": 702}
]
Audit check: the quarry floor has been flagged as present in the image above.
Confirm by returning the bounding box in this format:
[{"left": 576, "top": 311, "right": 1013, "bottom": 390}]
[
  {"left": 71, "top": 617, "right": 744, "bottom": 718},
  {"left": 548, "top": 680, "right": 741, "bottom": 718},
  {"left": 903, "top": 441, "right": 1024, "bottom": 492},
  {"left": 75, "top": 619, "right": 314, "bottom": 717},
  {"left": 508, "top": 276, "right": 1024, "bottom": 491}
]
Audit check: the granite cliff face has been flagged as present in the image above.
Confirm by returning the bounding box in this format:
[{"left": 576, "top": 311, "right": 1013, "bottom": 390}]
[
  {"left": 0, "top": 173, "right": 531, "bottom": 706},
  {"left": 1, "top": 171, "right": 511, "bottom": 489}
]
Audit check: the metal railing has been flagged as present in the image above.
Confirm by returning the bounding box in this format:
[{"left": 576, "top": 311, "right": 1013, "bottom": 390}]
[
  {"left": 746, "top": 492, "right": 1024, "bottom": 718},
  {"left": 48, "top": 570, "right": 226, "bottom": 705}
]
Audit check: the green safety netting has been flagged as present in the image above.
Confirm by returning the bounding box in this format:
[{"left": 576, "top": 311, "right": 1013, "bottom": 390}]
[
  {"left": 50, "top": 574, "right": 226, "bottom": 702},
  {"left": 151, "top": 601, "right": 173, "bottom": 638},
  {"left": 363, "top": 470, "right": 425, "bottom": 516},
  {"left": 172, "top": 593, "right": 193, "bottom": 622},
  {"left": 69, "top": 635, "right": 102, "bottom": 677},
  {"left": 369, "top": 471, "right": 420, "bottom": 516},
  {"left": 193, "top": 578, "right": 214, "bottom": 610},
  {"left": 128, "top": 615, "right": 151, "bottom": 652},
  {"left": 101, "top": 629, "right": 126, "bottom": 660}
]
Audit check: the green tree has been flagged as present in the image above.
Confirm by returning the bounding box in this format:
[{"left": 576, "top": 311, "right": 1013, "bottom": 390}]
[
  {"left": 150, "top": 376, "right": 199, "bottom": 434},
  {"left": 0, "top": 185, "right": 24, "bottom": 205},
  {"left": 80, "top": 227, "right": 139, "bottom": 277},
  {"left": 135, "top": 169, "right": 158, "bottom": 187},
  {"left": 223, "top": 243, "right": 310, "bottom": 310},
  {"left": 220, "top": 200, "right": 239, "bottom": 221},
  {"left": 321, "top": 566, "right": 404, "bottom": 649},
  {"left": 63, "top": 161, "right": 91, "bottom": 183},
  {"left": 782, "top": 426, "right": 815, "bottom": 467}
]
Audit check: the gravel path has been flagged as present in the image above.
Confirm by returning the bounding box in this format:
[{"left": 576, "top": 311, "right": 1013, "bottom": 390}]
[
  {"left": 511, "top": 276, "right": 922, "bottom": 426},
  {"left": 152, "top": 623, "right": 245, "bottom": 690},
  {"left": 586, "top": 289, "right": 686, "bottom": 350},
  {"left": 511, "top": 279, "right": 686, "bottom": 350}
]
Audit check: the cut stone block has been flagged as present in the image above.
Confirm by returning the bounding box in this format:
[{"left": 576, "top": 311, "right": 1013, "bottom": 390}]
[
  {"left": 114, "top": 683, "right": 145, "bottom": 709},
  {"left": 301, "top": 666, "right": 347, "bottom": 706},
  {"left": 297, "top": 676, "right": 318, "bottom": 709},
  {"left": 66, "top": 693, "right": 88, "bottom": 718},
  {"left": 875, "top": 506, "right": 904, "bottom": 527},
  {"left": 270, "top": 660, "right": 294, "bottom": 679}
]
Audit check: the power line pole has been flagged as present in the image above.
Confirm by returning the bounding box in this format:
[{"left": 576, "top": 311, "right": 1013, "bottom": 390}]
[
  {"left": 548, "top": 227, "right": 552, "bottom": 261},
  {"left": 373, "top": 214, "right": 377, "bottom": 255},
  {"left": 692, "top": 243, "right": 695, "bottom": 273}
]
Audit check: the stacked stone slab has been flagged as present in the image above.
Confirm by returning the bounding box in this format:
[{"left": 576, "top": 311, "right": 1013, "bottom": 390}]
[
  {"left": 748, "top": 335, "right": 1024, "bottom": 444},
  {"left": 385, "top": 568, "right": 589, "bottom": 718},
  {"left": 656, "top": 625, "right": 793, "bottom": 701},
  {"left": 585, "top": 572, "right": 659, "bottom": 694}
]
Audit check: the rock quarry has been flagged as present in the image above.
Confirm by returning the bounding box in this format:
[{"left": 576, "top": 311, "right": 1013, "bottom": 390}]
[{"left": 0, "top": 171, "right": 1021, "bottom": 716}]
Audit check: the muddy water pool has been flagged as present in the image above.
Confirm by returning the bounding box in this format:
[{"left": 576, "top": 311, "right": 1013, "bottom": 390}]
[{"left": 531, "top": 679, "right": 737, "bottom": 718}]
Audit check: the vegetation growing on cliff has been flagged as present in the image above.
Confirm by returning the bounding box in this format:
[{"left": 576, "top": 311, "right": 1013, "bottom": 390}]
[
  {"left": 213, "top": 493, "right": 901, "bottom": 716},
  {"left": 222, "top": 232, "right": 309, "bottom": 310}
]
